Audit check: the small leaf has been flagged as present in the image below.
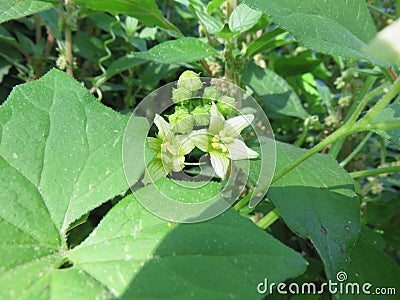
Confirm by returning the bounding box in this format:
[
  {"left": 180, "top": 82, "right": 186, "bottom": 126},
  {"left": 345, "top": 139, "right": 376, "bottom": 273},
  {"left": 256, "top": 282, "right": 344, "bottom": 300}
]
[
  {"left": 133, "top": 37, "right": 217, "bottom": 64},
  {"left": 268, "top": 142, "right": 360, "bottom": 280},
  {"left": 229, "top": 3, "right": 262, "bottom": 33},
  {"left": 373, "top": 101, "right": 400, "bottom": 148},
  {"left": 344, "top": 227, "right": 400, "bottom": 299},
  {"left": 74, "top": 0, "right": 180, "bottom": 34},
  {"left": 241, "top": 62, "right": 309, "bottom": 119},
  {"left": 0, "top": 0, "right": 52, "bottom": 23},
  {"left": 194, "top": 8, "right": 223, "bottom": 34},
  {"left": 245, "top": 28, "right": 291, "bottom": 58}
]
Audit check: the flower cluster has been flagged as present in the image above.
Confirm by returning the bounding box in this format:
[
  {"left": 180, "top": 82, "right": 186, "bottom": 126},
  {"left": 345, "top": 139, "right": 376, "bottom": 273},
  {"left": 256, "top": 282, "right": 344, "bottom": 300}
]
[{"left": 146, "top": 71, "right": 258, "bottom": 181}]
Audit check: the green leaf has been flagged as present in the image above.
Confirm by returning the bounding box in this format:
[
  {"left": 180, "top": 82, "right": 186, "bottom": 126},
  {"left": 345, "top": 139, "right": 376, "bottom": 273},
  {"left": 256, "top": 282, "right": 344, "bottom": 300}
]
[
  {"left": 133, "top": 37, "right": 217, "bottom": 64},
  {"left": 0, "top": 69, "right": 148, "bottom": 297},
  {"left": 373, "top": 101, "right": 400, "bottom": 148},
  {"left": 194, "top": 7, "right": 223, "bottom": 34},
  {"left": 74, "top": 0, "right": 180, "bottom": 34},
  {"left": 136, "top": 177, "right": 221, "bottom": 204},
  {"left": 245, "top": 28, "right": 292, "bottom": 58},
  {"left": 95, "top": 196, "right": 307, "bottom": 299},
  {"left": 273, "top": 56, "right": 322, "bottom": 77},
  {"left": 241, "top": 62, "right": 309, "bottom": 119},
  {"left": 0, "top": 0, "right": 52, "bottom": 23},
  {"left": 343, "top": 227, "right": 400, "bottom": 299},
  {"left": 243, "top": 0, "right": 386, "bottom": 65},
  {"left": 228, "top": 3, "right": 262, "bottom": 33},
  {"left": 268, "top": 141, "right": 360, "bottom": 280}
]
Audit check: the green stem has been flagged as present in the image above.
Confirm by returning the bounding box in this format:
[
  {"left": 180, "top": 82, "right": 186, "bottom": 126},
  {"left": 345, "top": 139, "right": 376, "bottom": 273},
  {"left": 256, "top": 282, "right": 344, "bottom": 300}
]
[
  {"left": 329, "top": 76, "right": 376, "bottom": 157},
  {"left": 35, "top": 14, "right": 42, "bottom": 45},
  {"left": 256, "top": 208, "right": 280, "bottom": 229},
  {"left": 361, "top": 77, "right": 400, "bottom": 123},
  {"left": 367, "top": 4, "right": 394, "bottom": 18},
  {"left": 379, "top": 136, "right": 387, "bottom": 166},
  {"left": 350, "top": 166, "right": 400, "bottom": 179},
  {"left": 340, "top": 132, "right": 373, "bottom": 167},
  {"left": 65, "top": 0, "right": 73, "bottom": 77},
  {"left": 357, "top": 118, "right": 400, "bottom": 131},
  {"left": 397, "top": 0, "right": 400, "bottom": 18},
  {"left": 347, "top": 85, "right": 388, "bottom": 125},
  {"left": 233, "top": 192, "right": 252, "bottom": 211},
  {"left": 184, "top": 162, "right": 207, "bottom": 166},
  {"left": 271, "top": 125, "right": 352, "bottom": 185},
  {"left": 253, "top": 77, "right": 400, "bottom": 194}
]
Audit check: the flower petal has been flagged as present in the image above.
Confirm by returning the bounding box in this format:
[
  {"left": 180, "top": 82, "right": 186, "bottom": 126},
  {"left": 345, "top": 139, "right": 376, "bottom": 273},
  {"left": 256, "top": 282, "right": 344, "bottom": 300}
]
[
  {"left": 227, "top": 139, "right": 259, "bottom": 160},
  {"left": 172, "top": 155, "right": 185, "bottom": 172},
  {"left": 154, "top": 114, "right": 174, "bottom": 140},
  {"left": 189, "top": 129, "right": 209, "bottom": 152},
  {"left": 176, "top": 134, "right": 195, "bottom": 154},
  {"left": 142, "top": 158, "right": 168, "bottom": 185},
  {"left": 208, "top": 102, "right": 225, "bottom": 135},
  {"left": 210, "top": 151, "right": 230, "bottom": 178},
  {"left": 147, "top": 137, "right": 161, "bottom": 152},
  {"left": 223, "top": 114, "right": 254, "bottom": 137}
]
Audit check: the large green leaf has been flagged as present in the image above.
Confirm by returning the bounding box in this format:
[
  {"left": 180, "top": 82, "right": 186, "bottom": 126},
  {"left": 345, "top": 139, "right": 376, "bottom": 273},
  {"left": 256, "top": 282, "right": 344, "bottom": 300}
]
[
  {"left": 133, "top": 37, "right": 217, "bottom": 64},
  {"left": 243, "top": 0, "right": 385, "bottom": 65},
  {"left": 343, "top": 227, "right": 400, "bottom": 299},
  {"left": 241, "top": 62, "right": 309, "bottom": 119},
  {"left": 74, "top": 0, "right": 180, "bottom": 34},
  {"left": 373, "top": 101, "right": 400, "bottom": 148},
  {"left": 268, "top": 142, "right": 360, "bottom": 280},
  {"left": 0, "top": 0, "right": 52, "bottom": 23},
  {"left": 114, "top": 197, "right": 307, "bottom": 299},
  {"left": 0, "top": 69, "right": 148, "bottom": 298}
]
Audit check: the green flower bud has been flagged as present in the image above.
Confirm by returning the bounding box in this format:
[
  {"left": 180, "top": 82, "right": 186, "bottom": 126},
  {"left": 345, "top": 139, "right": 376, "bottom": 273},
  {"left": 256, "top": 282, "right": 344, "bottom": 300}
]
[
  {"left": 202, "top": 87, "right": 220, "bottom": 102},
  {"left": 192, "top": 105, "right": 211, "bottom": 126},
  {"left": 172, "top": 87, "right": 192, "bottom": 104},
  {"left": 216, "top": 95, "right": 237, "bottom": 115},
  {"left": 168, "top": 107, "right": 194, "bottom": 134},
  {"left": 177, "top": 70, "right": 203, "bottom": 92}
]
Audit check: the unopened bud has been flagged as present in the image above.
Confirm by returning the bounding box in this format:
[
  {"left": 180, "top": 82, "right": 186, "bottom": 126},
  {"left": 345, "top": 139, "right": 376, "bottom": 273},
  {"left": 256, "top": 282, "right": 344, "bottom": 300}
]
[
  {"left": 168, "top": 107, "right": 194, "bottom": 134},
  {"left": 192, "top": 105, "right": 210, "bottom": 126},
  {"left": 217, "top": 95, "right": 237, "bottom": 115},
  {"left": 172, "top": 87, "right": 192, "bottom": 103},
  {"left": 202, "top": 87, "right": 220, "bottom": 102},
  {"left": 177, "top": 70, "right": 203, "bottom": 92}
]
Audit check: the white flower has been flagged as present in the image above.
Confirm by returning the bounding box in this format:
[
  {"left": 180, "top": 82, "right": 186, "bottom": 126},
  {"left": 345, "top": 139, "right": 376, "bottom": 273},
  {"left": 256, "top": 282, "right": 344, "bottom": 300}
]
[
  {"left": 363, "top": 19, "right": 400, "bottom": 65},
  {"left": 190, "top": 103, "right": 258, "bottom": 178},
  {"left": 147, "top": 115, "right": 194, "bottom": 174}
]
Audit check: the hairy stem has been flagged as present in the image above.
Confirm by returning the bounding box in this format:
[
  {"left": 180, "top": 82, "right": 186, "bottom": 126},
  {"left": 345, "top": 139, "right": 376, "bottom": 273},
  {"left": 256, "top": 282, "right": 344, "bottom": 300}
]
[
  {"left": 361, "top": 77, "right": 400, "bottom": 123},
  {"left": 350, "top": 166, "right": 400, "bottom": 179},
  {"left": 329, "top": 76, "right": 376, "bottom": 157},
  {"left": 340, "top": 132, "right": 373, "bottom": 167},
  {"left": 257, "top": 208, "right": 280, "bottom": 230},
  {"left": 65, "top": 0, "right": 73, "bottom": 77}
]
